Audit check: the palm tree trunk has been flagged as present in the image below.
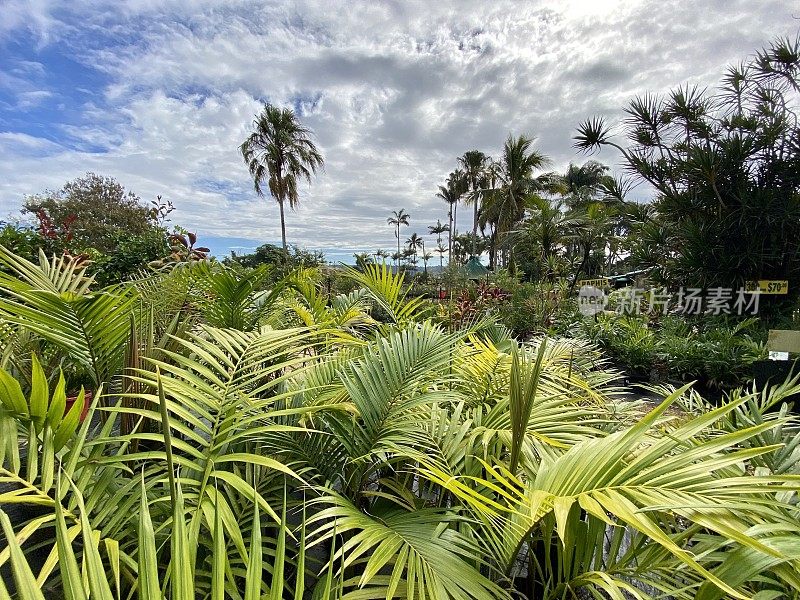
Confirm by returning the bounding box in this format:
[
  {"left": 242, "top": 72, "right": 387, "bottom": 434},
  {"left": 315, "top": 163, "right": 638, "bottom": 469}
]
[
  {"left": 452, "top": 202, "right": 458, "bottom": 261},
  {"left": 471, "top": 193, "right": 479, "bottom": 257},
  {"left": 448, "top": 208, "right": 453, "bottom": 267},
  {"left": 488, "top": 229, "right": 497, "bottom": 270},
  {"left": 278, "top": 198, "right": 288, "bottom": 254},
  {"left": 396, "top": 226, "right": 400, "bottom": 273}
]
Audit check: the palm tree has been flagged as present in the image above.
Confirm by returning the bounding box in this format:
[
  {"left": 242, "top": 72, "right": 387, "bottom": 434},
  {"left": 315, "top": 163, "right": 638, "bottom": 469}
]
[
  {"left": 387, "top": 209, "right": 410, "bottom": 271},
  {"left": 435, "top": 243, "right": 447, "bottom": 269},
  {"left": 428, "top": 219, "right": 449, "bottom": 269},
  {"left": 353, "top": 252, "right": 371, "bottom": 270},
  {"left": 447, "top": 169, "right": 466, "bottom": 245},
  {"left": 563, "top": 160, "right": 612, "bottom": 211},
  {"left": 240, "top": 103, "right": 324, "bottom": 254},
  {"left": 406, "top": 232, "right": 423, "bottom": 271},
  {"left": 421, "top": 250, "right": 433, "bottom": 274},
  {"left": 482, "top": 134, "right": 551, "bottom": 269},
  {"left": 567, "top": 201, "right": 619, "bottom": 288},
  {"left": 436, "top": 181, "right": 461, "bottom": 266},
  {"left": 374, "top": 248, "right": 390, "bottom": 263},
  {"left": 428, "top": 219, "right": 448, "bottom": 246},
  {"left": 459, "top": 150, "right": 489, "bottom": 257}
]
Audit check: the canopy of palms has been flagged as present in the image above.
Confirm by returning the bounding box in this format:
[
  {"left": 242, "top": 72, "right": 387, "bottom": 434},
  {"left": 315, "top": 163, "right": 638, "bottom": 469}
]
[
  {"left": 481, "top": 135, "right": 552, "bottom": 269},
  {"left": 459, "top": 150, "right": 489, "bottom": 256},
  {"left": 240, "top": 103, "right": 324, "bottom": 253}
]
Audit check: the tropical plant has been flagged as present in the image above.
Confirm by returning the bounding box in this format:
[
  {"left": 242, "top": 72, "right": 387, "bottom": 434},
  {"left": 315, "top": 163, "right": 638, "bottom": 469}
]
[
  {"left": 0, "top": 246, "right": 138, "bottom": 390},
  {"left": 459, "top": 150, "right": 490, "bottom": 257},
  {"left": 574, "top": 35, "right": 800, "bottom": 310},
  {"left": 481, "top": 135, "right": 552, "bottom": 270},
  {"left": 240, "top": 103, "right": 324, "bottom": 253}
]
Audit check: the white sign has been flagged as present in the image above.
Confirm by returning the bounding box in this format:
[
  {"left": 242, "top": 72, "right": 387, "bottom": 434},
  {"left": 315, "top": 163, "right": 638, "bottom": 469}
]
[{"left": 578, "top": 285, "right": 607, "bottom": 317}]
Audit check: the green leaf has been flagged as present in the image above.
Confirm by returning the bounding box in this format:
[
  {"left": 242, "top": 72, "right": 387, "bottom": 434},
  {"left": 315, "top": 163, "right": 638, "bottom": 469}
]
[
  {"left": 0, "top": 368, "right": 27, "bottom": 416},
  {"left": 0, "top": 510, "right": 46, "bottom": 600},
  {"left": 54, "top": 388, "right": 84, "bottom": 451},
  {"left": 53, "top": 479, "right": 85, "bottom": 600},
  {"left": 138, "top": 474, "right": 162, "bottom": 600},
  {"left": 46, "top": 371, "right": 67, "bottom": 429},
  {"left": 28, "top": 354, "right": 48, "bottom": 431}
]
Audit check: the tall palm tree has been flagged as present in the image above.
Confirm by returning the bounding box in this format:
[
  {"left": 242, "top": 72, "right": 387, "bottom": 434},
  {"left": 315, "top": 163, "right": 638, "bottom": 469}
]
[
  {"left": 435, "top": 243, "right": 447, "bottom": 270},
  {"left": 447, "top": 169, "right": 467, "bottom": 245},
  {"left": 406, "top": 232, "right": 423, "bottom": 270},
  {"left": 483, "top": 134, "right": 551, "bottom": 269},
  {"left": 421, "top": 250, "right": 433, "bottom": 274},
  {"left": 436, "top": 180, "right": 462, "bottom": 267},
  {"left": 459, "top": 150, "right": 489, "bottom": 257},
  {"left": 387, "top": 209, "right": 410, "bottom": 271},
  {"left": 428, "top": 219, "right": 448, "bottom": 247},
  {"left": 240, "top": 103, "right": 324, "bottom": 253}
]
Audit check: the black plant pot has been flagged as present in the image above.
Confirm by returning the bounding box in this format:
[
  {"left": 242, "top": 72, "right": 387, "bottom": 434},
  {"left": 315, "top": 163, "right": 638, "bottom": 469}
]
[{"left": 752, "top": 359, "right": 800, "bottom": 408}]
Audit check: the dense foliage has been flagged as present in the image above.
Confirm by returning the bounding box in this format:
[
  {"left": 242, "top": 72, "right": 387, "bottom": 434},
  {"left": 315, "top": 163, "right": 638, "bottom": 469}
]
[
  {"left": 1, "top": 251, "right": 800, "bottom": 599},
  {"left": 575, "top": 36, "right": 800, "bottom": 298},
  {"left": 5, "top": 173, "right": 173, "bottom": 286}
]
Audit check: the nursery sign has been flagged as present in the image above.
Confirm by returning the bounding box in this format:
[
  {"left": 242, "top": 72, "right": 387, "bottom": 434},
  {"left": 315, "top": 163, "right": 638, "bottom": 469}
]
[
  {"left": 578, "top": 285, "right": 607, "bottom": 316},
  {"left": 744, "top": 280, "right": 788, "bottom": 294},
  {"left": 577, "top": 277, "right": 609, "bottom": 288}
]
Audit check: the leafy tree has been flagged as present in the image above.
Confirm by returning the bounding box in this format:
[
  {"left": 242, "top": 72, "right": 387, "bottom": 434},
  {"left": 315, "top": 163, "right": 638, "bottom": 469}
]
[
  {"left": 240, "top": 103, "right": 324, "bottom": 253},
  {"left": 22, "top": 173, "right": 165, "bottom": 255},
  {"left": 0, "top": 223, "right": 41, "bottom": 266},
  {"left": 225, "top": 242, "right": 323, "bottom": 282},
  {"left": 575, "top": 35, "right": 800, "bottom": 304},
  {"left": 90, "top": 228, "right": 171, "bottom": 286}
]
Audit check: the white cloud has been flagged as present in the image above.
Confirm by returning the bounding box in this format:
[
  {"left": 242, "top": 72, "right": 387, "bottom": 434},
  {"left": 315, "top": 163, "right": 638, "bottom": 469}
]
[{"left": 0, "top": 0, "right": 797, "bottom": 253}]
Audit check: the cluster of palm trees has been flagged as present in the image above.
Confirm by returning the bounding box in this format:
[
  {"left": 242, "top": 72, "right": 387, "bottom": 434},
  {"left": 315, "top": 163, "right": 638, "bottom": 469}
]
[
  {"left": 236, "top": 105, "right": 629, "bottom": 284},
  {"left": 431, "top": 137, "right": 557, "bottom": 271},
  {"left": 429, "top": 135, "right": 645, "bottom": 282},
  {"left": 380, "top": 210, "right": 440, "bottom": 274}
]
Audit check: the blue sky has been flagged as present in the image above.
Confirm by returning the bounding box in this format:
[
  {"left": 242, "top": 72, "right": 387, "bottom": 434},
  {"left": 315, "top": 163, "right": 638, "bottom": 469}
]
[{"left": 0, "top": 0, "right": 797, "bottom": 262}]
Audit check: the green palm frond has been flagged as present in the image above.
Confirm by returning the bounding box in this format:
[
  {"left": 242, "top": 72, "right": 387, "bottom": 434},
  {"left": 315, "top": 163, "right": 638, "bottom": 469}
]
[
  {"left": 421, "top": 385, "right": 800, "bottom": 598},
  {"left": 309, "top": 491, "right": 508, "bottom": 600},
  {"left": 0, "top": 246, "right": 137, "bottom": 387},
  {"left": 342, "top": 262, "right": 429, "bottom": 325}
]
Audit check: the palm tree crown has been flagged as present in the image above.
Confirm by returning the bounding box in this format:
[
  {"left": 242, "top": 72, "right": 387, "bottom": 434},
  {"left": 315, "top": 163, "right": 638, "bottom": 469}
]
[
  {"left": 240, "top": 103, "right": 324, "bottom": 252},
  {"left": 459, "top": 150, "right": 489, "bottom": 256},
  {"left": 482, "top": 134, "right": 551, "bottom": 268}
]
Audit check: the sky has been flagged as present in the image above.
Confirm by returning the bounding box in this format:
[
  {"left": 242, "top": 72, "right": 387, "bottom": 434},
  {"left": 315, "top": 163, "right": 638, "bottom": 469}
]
[{"left": 0, "top": 1, "right": 797, "bottom": 262}]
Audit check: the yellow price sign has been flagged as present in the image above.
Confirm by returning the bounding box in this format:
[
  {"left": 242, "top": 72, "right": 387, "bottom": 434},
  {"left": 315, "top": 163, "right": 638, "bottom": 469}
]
[
  {"left": 578, "top": 278, "right": 609, "bottom": 288},
  {"left": 744, "top": 280, "right": 788, "bottom": 294}
]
